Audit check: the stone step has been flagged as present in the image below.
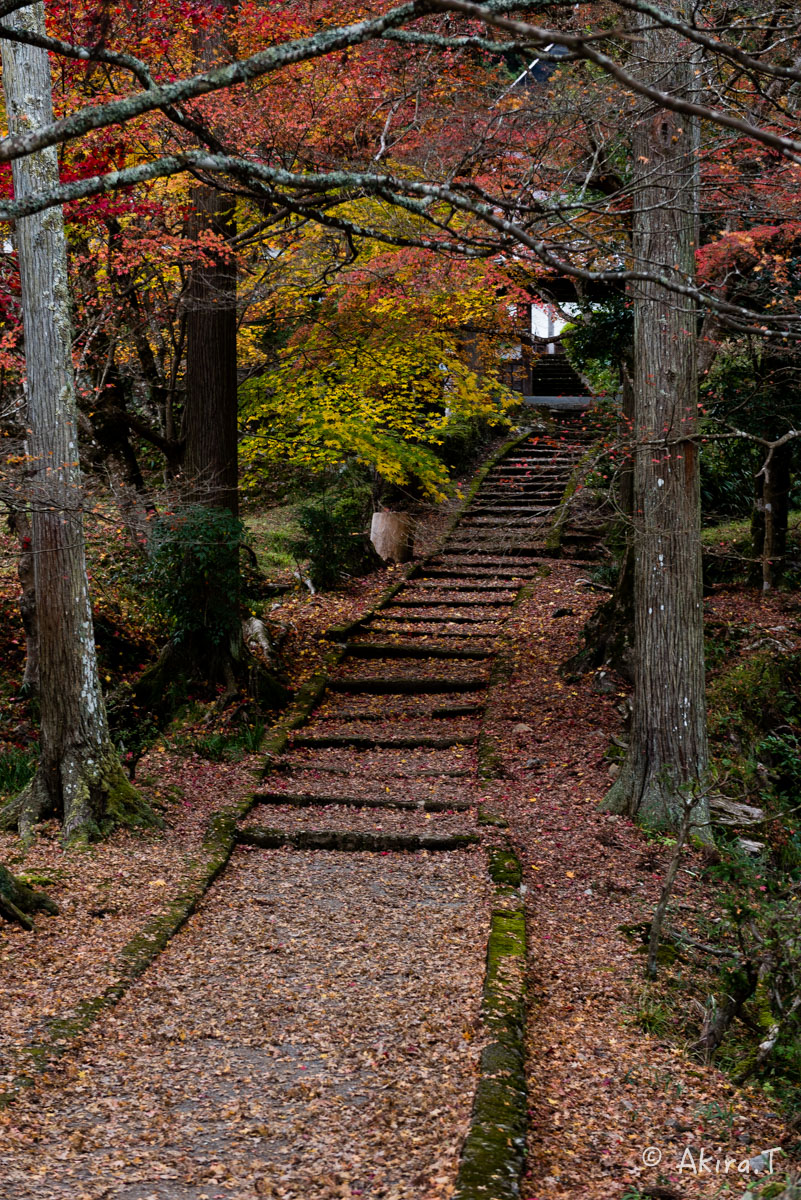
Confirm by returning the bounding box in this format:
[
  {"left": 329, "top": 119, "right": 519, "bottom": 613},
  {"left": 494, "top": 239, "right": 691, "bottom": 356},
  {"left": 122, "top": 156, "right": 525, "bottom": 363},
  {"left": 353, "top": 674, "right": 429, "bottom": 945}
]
[
  {"left": 237, "top": 827, "right": 479, "bottom": 852},
  {"left": 291, "top": 732, "right": 478, "bottom": 750},
  {"left": 269, "top": 760, "right": 473, "bottom": 778},
  {"left": 401, "top": 592, "right": 517, "bottom": 605},
  {"left": 443, "top": 544, "right": 546, "bottom": 557},
  {"left": 344, "top": 642, "right": 492, "bottom": 660},
  {"left": 486, "top": 463, "right": 574, "bottom": 472},
  {"left": 412, "top": 577, "right": 520, "bottom": 589},
  {"left": 314, "top": 702, "right": 484, "bottom": 718},
  {"left": 366, "top": 625, "right": 497, "bottom": 639},
  {"left": 425, "top": 556, "right": 543, "bottom": 570},
  {"left": 460, "top": 519, "right": 542, "bottom": 528},
  {"left": 419, "top": 567, "right": 535, "bottom": 580},
  {"left": 467, "top": 506, "right": 554, "bottom": 514},
  {"left": 253, "top": 790, "right": 473, "bottom": 811},
  {"left": 377, "top": 610, "right": 502, "bottom": 625},
  {"left": 476, "top": 492, "right": 562, "bottom": 502},
  {"left": 328, "top": 675, "right": 488, "bottom": 693},
  {"left": 478, "top": 484, "right": 565, "bottom": 493},
  {"left": 387, "top": 597, "right": 510, "bottom": 608}
]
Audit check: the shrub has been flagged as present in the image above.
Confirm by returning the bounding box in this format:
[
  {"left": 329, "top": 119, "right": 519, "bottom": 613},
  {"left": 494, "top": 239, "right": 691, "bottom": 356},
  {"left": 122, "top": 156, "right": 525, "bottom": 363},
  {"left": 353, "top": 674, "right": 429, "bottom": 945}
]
[
  {"left": 145, "top": 506, "right": 244, "bottom": 648},
  {"left": 291, "top": 471, "right": 378, "bottom": 590},
  {"left": 700, "top": 438, "right": 762, "bottom": 518},
  {"left": 0, "top": 745, "right": 35, "bottom": 798}
]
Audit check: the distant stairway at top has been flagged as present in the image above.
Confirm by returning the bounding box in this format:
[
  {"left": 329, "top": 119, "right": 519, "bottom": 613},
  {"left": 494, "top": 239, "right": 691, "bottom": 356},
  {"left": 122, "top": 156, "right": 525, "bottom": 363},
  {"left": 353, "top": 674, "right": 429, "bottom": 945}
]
[{"left": 525, "top": 347, "right": 593, "bottom": 410}]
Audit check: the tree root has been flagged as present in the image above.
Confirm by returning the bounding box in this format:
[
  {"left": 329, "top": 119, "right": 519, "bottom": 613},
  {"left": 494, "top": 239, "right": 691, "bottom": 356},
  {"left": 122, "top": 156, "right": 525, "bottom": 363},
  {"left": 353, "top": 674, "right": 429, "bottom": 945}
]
[{"left": 0, "top": 864, "right": 58, "bottom": 930}]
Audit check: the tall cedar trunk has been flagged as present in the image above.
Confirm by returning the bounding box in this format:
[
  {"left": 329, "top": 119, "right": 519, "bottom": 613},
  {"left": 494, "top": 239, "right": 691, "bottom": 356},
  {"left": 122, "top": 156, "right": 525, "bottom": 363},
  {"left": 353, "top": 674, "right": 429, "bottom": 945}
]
[
  {"left": 1, "top": 3, "right": 156, "bottom": 841},
  {"left": 176, "top": 4, "right": 245, "bottom": 693},
  {"left": 183, "top": 185, "right": 239, "bottom": 517},
  {"left": 604, "top": 7, "right": 710, "bottom": 836},
  {"left": 183, "top": 0, "right": 238, "bottom": 518}
]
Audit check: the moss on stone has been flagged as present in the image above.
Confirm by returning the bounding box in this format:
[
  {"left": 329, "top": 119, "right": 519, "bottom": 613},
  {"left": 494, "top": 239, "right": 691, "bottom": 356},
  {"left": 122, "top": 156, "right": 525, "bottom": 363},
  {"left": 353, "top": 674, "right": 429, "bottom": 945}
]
[
  {"left": 488, "top": 847, "right": 522, "bottom": 889},
  {"left": 238, "top": 826, "right": 479, "bottom": 853},
  {"left": 453, "top": 843, "right": 527, "bottom": 1200},
  {"left": 478, "top": 807, "right": 509, "bottom": 829},
  {"left": 544, "top": 441, "right": 598, "bottom": 554},
  {"left": 477, "top": 733, "right": 505, "bottom": 781}
]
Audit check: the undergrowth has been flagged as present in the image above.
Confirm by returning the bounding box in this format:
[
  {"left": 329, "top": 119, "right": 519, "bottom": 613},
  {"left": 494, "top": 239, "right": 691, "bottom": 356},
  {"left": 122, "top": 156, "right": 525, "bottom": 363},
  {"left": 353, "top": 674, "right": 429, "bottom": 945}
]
[
  {"left": 0, "top": 745, "right": 35, "bottom": 801},
  {"left": 646, "top": 638, "right": 801, "bottom": 1131}
]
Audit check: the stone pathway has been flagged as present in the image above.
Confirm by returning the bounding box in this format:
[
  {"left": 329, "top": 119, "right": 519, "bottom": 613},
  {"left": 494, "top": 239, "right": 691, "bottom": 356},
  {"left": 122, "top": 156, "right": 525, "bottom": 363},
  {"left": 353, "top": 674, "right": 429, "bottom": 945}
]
[
  {"left": 2, "top": 420, "right": 596, "bottom": 1200},
  {"left": 253, "top": 421, "right": 595, "bottom": 841}
]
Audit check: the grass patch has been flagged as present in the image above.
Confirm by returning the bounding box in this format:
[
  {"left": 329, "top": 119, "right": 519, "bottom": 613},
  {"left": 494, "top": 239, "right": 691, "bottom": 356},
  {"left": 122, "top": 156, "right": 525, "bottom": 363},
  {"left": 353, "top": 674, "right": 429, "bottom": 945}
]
[{"left": 244, "top": 505, "right": 303, "bottom": 576}]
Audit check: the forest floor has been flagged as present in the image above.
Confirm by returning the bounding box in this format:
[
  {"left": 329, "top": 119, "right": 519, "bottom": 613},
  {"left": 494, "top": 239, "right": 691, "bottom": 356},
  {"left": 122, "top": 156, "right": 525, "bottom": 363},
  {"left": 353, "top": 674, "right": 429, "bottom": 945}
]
[
  {"left": 483, "top": 567, "right": 801, "bottom": 1200},
  {"left": 1, "top": 456, "right": 800, "bottom": 1198}
]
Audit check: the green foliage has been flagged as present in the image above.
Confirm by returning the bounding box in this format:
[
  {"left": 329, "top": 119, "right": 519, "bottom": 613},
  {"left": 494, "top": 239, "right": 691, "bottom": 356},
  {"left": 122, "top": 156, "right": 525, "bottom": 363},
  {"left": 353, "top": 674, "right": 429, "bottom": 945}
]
[
  {"left": 562, "top": 296, "right": 632, "bottom": 393},
  {"left": 0, "top": 745, "right": 35, "bottom": 798},
  {"left": 291, "top": 470, "right": 377, "bottom": 590},
  {"left": 176, "top": 720, "right": 266, "bottom": 762},
  {"left": 631, "top": 986, "right": 672, "bottom": 1036},
  {"left": 708, "top": 650, "right": 800, "bottom": 747},
  {"left": 700, "top": 436, "right": 761, "bottom": 518},
  {"left": 439, "top": 414, "right": 501, "bottom": 474},
  {"left": 244, "top": 506, "right": 303, "bottom": 576},
  {"left": 702, "top": 841, "right": 801, "bottom": 1110},
  {"left": 702, "top": 344, "right": 801, "bottom": 441},
  {"left": 144, "top": 506, "right": 244, "bottom": 647}
]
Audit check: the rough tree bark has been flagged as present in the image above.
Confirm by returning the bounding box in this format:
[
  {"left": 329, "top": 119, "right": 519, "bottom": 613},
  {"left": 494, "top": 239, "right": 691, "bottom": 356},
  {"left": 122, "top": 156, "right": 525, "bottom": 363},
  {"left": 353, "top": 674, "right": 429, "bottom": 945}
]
[
  {"left": 125, "top": 10, "right": 285, "bottom": 711},
  {"left": 0, "top": 2, "right": 158, "bottom": 841},
  {"left": 603, "top": 6, "right": 711, "bottom": 836},
  {"left": 183, "top": 0, "right": 239, "bottom": 518},
  {"left": 183, "top": 184, "right": 239, "bottom": 517}
]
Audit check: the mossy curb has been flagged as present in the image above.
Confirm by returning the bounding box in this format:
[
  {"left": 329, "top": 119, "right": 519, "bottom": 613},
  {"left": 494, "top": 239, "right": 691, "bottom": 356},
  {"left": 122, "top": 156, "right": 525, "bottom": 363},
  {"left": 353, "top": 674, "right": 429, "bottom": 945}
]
[
  {"left": 478, "top": 807, "right": 509, "bottom": 829},
  {"left": 454, "top": 840, "right": 528, "bottom": 1200},
  {"left": 0, "top": 804, "right": 242, "bottom": 1106},
  {"left": 478, "top": 647, "right": 514, "bottom": 781}
]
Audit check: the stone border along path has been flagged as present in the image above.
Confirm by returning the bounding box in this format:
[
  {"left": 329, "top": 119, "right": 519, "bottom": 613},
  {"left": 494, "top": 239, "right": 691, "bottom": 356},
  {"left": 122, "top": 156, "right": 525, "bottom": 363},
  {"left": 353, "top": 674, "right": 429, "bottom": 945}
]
[{"left": 2, "top": 417, "right": 598, "bottom": 1200}]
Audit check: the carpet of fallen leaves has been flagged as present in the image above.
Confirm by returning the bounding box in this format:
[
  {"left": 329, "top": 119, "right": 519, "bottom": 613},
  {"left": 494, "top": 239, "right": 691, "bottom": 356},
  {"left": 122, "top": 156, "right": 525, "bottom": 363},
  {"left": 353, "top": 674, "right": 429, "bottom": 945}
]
[
  {"left": 0, "top": 551, "right": 421, "bottom": 1089},
  {"left": 1, "top": 847, "right": 489, "bottom": 1200},
  {"left": 0, "top": 753, "right": 260, "bottom": 1080},
  {"left": 481, "top": 565, "right": 801, "bottom": 1200},
  {"left": 3, "top": 482, "right": 801, "bottom": 1199}
]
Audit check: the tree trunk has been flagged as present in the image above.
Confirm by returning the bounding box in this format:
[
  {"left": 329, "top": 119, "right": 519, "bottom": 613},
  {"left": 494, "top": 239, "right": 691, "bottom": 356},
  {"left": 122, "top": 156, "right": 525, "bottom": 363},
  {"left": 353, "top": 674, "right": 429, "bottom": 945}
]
[
  {"left": 0, "top": 3, "right": 158, "bottom": 842},
  {"left": 603, "top": 7, "right": 710, "bottom": 837},
  {"left": 174, "top": 5, "right": 243, "bottom": 679},
  {"left": 183, "top": 185, "right": 239, "bottom": 516},
  {"left": 752, "top": 440, "right": 791, "bottom": 591}
]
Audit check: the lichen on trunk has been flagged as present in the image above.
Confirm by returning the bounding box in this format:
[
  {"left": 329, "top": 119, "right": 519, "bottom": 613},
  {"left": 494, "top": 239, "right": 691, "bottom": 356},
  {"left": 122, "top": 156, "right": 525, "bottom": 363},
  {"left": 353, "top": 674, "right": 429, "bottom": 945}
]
[{"left": 602, "top": 2, "right": 710, "bottom": 837}]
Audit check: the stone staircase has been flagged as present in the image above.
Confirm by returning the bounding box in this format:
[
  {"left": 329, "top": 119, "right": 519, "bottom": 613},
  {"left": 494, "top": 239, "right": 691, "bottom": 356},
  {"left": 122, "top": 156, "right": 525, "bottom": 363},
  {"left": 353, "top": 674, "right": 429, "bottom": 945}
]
[{"left": 240, "top": 421, "right": 599, "bottom": 851}]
